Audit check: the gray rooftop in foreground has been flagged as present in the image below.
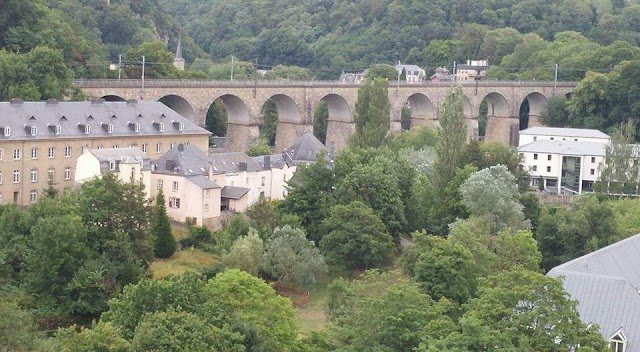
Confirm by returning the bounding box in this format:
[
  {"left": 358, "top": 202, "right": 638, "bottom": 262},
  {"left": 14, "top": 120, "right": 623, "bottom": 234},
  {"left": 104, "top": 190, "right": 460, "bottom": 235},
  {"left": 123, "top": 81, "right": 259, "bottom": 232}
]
[
  {"left": 186, "top": 175, "right": 219, "bottom": 189},
  {"left": 0, "top": 100, "right": 209, "bottom": 141},
  {"left": 547, "top": 233, "right": 640, "bottom": 350},
  {"left": 284, "top": 131, "right": 330, "bottom": 163},
  {"left": 221, "top": 185, "right": 250, "bottom": 199},
  {"left": 89, "top": 147, "right": 147, "bottom": 163},
  {"left": 518, "top": 140, "right": 608, "bottom": 156},
  {"left": 520, "top": 127, "right": 610, "bottom": 139},
  {"left": 152, "top": 144, "right": 213, "bottom": 176}
]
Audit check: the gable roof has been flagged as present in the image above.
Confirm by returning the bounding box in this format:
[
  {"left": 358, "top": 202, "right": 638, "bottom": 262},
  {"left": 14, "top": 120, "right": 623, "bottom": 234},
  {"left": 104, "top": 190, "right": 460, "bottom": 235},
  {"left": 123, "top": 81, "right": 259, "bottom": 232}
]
[
  {"left": 520, "top": 127, "right": 610, "bottom": 139},
  {"left": 151, "top": 144, "right": 212, "bottom": 176},
  {"left": 547, "top": 233, "right": 640, "bottom": 350},
  {"left": 221, "top": 185, "right": 250, "bottom": 199},
  {"left": 89, "top": 147, "right": 147, "bottom": 164},
  {"left": 209, "top": 152, "right": 263, "bottom": 173},
  {"left": 284, "top": 131, "right": 329, "bottom": 163}
]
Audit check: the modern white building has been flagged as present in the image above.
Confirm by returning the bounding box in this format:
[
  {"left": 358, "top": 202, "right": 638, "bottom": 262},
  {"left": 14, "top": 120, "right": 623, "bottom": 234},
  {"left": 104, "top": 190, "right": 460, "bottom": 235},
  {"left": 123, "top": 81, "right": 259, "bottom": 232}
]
[
  {"left": 75, "top": 147, "right": 152, "bottom": 197},
  {"left": 519, "top": 127, "right": 611, "bottom": 146}
]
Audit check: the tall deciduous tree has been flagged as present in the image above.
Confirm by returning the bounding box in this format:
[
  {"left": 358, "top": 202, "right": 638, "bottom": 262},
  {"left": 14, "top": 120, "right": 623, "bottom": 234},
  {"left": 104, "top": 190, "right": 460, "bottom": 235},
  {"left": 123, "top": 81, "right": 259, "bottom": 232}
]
[
  {"left": 433, "top": 85, "right": 467, "bottom": 191},
  {"left": 352, "top": 77, "right": 390, "bottom": 148},
  {"left": 221, "top": 229, "right": 264, "bottom": 276},
  {"left": 596, "top": 121, "right": 639, "bottom": 194},
  {"left": 261, "top": 226, "right": 327, "bottom": 290},
  {"left": 151, "top": 190, "right": 176, "bottom": 259},
  {"left": 320, "top": 201, "right": 394, "bottom": 270}
]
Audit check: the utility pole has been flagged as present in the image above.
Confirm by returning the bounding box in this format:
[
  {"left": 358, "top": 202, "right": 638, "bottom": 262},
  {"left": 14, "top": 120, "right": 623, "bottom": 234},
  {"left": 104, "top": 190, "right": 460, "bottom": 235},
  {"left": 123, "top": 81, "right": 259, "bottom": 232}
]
[
  {"left": 118, "top": 54, "right": 122, "bottom": 80},
  {"left": 253, "top": 58, "right": 258, "bottom": 98},
  {"left": 553, "top": 64, "right": 558, "bottom": 95},
  {"left": 141, "top": 55, "right": 146, "bottom": 100},
  {"left": 230, "top": 55, "right": 234, "bottom": 80}
]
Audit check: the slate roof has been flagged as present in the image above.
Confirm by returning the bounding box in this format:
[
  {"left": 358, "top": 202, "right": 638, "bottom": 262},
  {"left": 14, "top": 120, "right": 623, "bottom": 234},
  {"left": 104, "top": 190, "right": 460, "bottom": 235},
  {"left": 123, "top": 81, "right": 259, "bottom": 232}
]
[
  {"left": 518, "top": 140, "right": 608, "bottom": 156},
  {"left": 547, "top": 233, "right": 640, "bottom": 350},
  {"left": 520, "top": 127, "right": 610, "bottom": 139},
  {"left": 89, "top": 147, "right": 151, "bottom": 173},
  {"left": 151, "top": 144, "right": 213, "bottom": 176},
  {"left": 221, "top": 185, "right": 250, "bottom": 199},
  {"left": 284, "top": 131, "right": 330, "bottom": 164},
  {"left": 0, "top": 100, "right": 209, "bottom": 141},
  {"left": 252, "top": 154, "right": 295, "bottom": 170},
  {"left": 209, "top": 152, "right": 263, "bottom": 173},
  {"left": 186, "top": 175, "right": 219, "bottom": 189},
  {"left": 395, "top": 64, "right": 425, "bottom": 73}
]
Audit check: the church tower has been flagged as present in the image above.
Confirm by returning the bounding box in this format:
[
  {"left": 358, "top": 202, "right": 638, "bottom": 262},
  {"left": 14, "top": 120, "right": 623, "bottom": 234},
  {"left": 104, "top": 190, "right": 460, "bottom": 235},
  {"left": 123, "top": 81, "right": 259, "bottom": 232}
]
[{"left": 173, "top": 35, "right": 185, "bottom": 71}]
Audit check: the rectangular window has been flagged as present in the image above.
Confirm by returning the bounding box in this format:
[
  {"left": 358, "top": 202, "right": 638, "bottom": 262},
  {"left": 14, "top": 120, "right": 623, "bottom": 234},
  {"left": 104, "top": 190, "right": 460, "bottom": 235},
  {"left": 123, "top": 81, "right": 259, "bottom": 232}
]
[
  {"left": 30, "top": 126, "right": 37, "bottom": 136},
  {"left": 31, "top": 147, "right": 37, "bottom": 159},
  {"left": 29, "top": 190, "right": 37, "bottom": 203},
  {"left": 590, "top": 169, "right": 595, "bottom": 175},
  {"left": 109, "top": 161, "right": 116, "bottom": 171},
  {"left": 591, "top": 157, "right": 596, "bottom": 163},
  {"left": 142, "top": 144, "right": 148, "bottom": 153},
  {"left": 172, "top": 181, "right": 179, "bottom": 192},
  {"left": 98, "top": 145, "right": 104, "bottom": 150},
  {"left": 169, "top": 197, "right": 181, "bottom": 208},
  {"left": 65, "top": 146, "right": 71, "bottom": 158},
  {"left": 48, "top": 147, "right": 55, "bottom": 158},
  {"left": 84, "top": 125, "right": 91, "bottom": 134},
  {"left": 550, "top": 137, "right": 554, "bottom": 140},
  {"left": 48, "top": 168, "right": 54, "bottom": 181},
  {"left": 13, "top": 170, "right": 20, "bottom": 183},
  {"left": 547, "top": 166, "right": 551, "bottom": 172},
  {"left": 547, "top": 155, "right": 552, "bottom": 161},
  {"left": 0, "top": 148, "right": 3, "bottom": 160},
  {"left": 533, "top": 165, "right": 537, "bottom": 172},
  {"left": 107, "top": 124, "right": 114, "bottom": 133},
  {"left": 156, "top": 143, "right": 163, "bottom": 154},
  {"left": 533, "top": 136, "right": 537, "bottom": 141},
  {"left": 157, "top": 179, "right": 163, "bottom": 190},
  {"left": 170, "top": 143, "right": 175, "bottom": 150},
  {"left": 55, "top": 125, "right": 62, "bottom": 135},
  {"left": 30, "top": 169, "right": 37, "bottom": 183},
  {"left": 113, "top": 145, "right": 119, "bottom": 149},
  {"left": 261, "top": 176, "right": 266, "bottom": 186},
  {"left": 533, "top": 154, "right": 538, "bottom": 160},
  {"left": 13, "top": 148, "right": 21, "bottom": 160},
  {"left": 64, "top": 167, "right": 71, "bottom": 180}
]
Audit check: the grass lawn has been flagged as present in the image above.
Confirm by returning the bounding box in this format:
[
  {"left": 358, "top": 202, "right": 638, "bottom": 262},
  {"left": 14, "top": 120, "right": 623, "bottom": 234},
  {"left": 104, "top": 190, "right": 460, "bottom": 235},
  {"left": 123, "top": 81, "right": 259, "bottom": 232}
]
[
  {"left": 150, "top": 248, "right": 218, "bottom": 279},
  {"left": 284, "top": 277, "right": 332, "bottom": 335}
]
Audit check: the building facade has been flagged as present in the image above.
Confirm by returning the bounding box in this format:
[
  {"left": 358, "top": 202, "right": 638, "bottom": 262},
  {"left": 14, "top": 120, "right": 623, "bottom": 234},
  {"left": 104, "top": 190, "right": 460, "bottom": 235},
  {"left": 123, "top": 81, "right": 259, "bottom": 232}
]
[
  {"left": 518, "top": 127, "right": 612, "bottom": 194},
  {"left": 395, "top": 62, "right": 427, "bottom": 83},
  {"left": 455, "top": 60, "right": 489, "bottom": 81},
  {"left": 0, "top": 99, "right": 209, "bottom": 205}
]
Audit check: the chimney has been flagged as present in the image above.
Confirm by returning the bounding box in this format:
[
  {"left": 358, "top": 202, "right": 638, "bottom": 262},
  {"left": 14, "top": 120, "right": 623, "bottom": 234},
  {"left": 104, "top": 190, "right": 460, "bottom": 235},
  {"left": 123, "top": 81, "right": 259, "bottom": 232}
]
[
  {"left": 263, "top": 155, "right": 271, "bottom": 170},
  {"left": 238, "top": 161, "right": 248, "bottom": 172}
]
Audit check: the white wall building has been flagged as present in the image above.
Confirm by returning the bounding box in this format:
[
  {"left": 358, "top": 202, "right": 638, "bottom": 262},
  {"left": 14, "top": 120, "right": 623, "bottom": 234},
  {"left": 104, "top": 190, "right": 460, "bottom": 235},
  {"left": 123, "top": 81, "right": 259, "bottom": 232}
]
[
  {"left": 395, "top": 62, "right": 426, "bottom": 83},
  {"left": 76, "top": 147, "right": 152, "bottom": 197}
]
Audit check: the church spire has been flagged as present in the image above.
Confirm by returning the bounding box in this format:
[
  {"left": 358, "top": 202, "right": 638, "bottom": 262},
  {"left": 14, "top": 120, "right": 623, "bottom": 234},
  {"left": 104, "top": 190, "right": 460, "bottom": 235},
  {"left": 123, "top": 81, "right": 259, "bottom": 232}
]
[{"left": 173, "top": 34, "right": 185, "bottom": 71}]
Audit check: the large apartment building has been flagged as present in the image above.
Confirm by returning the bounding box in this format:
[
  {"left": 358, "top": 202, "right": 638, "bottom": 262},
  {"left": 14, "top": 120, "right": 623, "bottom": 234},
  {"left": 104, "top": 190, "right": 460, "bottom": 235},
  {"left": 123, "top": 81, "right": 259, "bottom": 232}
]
[{"left": 0, "top": 99, "right": 209, "bottom": 205}]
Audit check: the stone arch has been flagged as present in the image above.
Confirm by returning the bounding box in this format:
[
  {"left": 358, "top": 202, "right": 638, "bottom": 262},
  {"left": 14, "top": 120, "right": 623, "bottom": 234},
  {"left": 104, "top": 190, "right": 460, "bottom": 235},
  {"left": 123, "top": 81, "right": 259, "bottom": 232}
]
[
  {"left": 260, "top": 94, "right": 304, "bottom": 149},
  {"left": 481, "top": 92, "right": 515, "bottom": 144},
  {"left": 264, "top": 94, "right": 302, "bottom": 124},
  {"left": 215, "top": 94, "right": 252, "bottom": 125},
  {"left": 101, "top": 94, "right": 126, "bottom": 102},
  {"left": 158, "top": 95, "right": 196, "bottom": 121},
  {"left": 212, "top": 94, "right": 254, "bottom": 152},
  {"left": 313, "top": 93, "right": 352, "bottom": 145},
  {"left": 316, "top": 93, "right": 354, "bottom": 151},
  {"left": 320, "top": 93, "right": 352, "bottom": 123},
  {"left": 404, "top": 93, "right": 435, "bottom": 129},
  {"left": 520, "top": 92, "right": 548, "bottom": 129}
]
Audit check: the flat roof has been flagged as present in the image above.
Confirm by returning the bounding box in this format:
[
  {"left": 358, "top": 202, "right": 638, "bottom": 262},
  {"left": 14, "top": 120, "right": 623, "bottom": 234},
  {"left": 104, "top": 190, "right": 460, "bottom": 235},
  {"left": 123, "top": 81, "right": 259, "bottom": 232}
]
[
  {"left": 520, "top": 127, "right": 610, "bottom": 139},
  {"left": 518, "top": 140, "right": 607, "bottom": 156}
]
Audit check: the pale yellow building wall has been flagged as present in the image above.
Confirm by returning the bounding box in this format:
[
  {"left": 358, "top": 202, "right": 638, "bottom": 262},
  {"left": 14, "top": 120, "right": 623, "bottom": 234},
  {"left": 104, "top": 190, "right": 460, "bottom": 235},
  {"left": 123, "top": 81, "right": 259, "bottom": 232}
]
[{"left": 0, "top": 134, "right": 207, "bottom": 206}]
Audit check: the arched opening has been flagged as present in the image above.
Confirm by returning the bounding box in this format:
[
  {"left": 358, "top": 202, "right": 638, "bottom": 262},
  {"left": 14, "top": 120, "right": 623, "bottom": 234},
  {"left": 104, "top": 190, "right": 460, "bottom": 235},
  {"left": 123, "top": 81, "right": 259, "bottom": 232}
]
[
  {"left": 520, "top": 92, "right": 547, "bottom": 130},
  {"left": 480, "top": 92, "right": 510, "bottom": 143},
  {"left": 210, "top": 95, "right": 252, "bottom": 152},
  {"left": 205, "top": 98, "right": 228, "bottom": 143},
  {"left": 260, "top": 94, "right": 301, "bottom": 148},
  {"left": 314, "top": 94, "right": 351, "bottom": 145},
  {"left": 101, "top": 95, "right": 126, "bottom": 102},
  {"left": 403, "top": 93, "right": 435, "bottom": 130},
  {"left": 158, "top": 95, "right": 196, "bottom": 121}
]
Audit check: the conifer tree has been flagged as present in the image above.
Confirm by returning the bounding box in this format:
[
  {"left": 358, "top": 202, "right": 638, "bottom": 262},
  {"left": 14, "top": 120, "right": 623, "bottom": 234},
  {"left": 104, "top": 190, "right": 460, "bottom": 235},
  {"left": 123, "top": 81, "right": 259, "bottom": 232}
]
[{"left": 152, "top": 189, "right": 176, "bottom": 258}]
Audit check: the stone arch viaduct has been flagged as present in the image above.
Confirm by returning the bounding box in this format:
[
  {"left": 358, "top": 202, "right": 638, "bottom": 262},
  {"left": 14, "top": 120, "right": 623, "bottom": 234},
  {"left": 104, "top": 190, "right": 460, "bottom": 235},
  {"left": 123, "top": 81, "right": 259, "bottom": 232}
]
[{"left": 74, "top": 80, "right": 576, "bottom": 152}]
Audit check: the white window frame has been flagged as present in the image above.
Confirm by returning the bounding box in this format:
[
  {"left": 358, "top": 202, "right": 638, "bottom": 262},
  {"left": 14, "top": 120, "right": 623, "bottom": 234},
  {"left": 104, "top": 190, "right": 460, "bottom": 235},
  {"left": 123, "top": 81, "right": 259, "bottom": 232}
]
[
  {"left": 55, "top": 125, "right": 62, "bottom": 135},
  {"left": 29, "top": 190, "right": 37, "bottom": 203},
  {"left": 134, "top": 123, "right": 141, "bottom": 132},
  {"left": 31, "top": 147, "right": 37, "bottom": 159},
  {"left": 156, "top": 143, "right": 163, "bottom": 154},
  {"left": 609, "top": 330, "right": 627, "bottom": 352},
  {"left": 30, "top": 169, "right": 37, "bottom": 183},
  {"left": 30, "top": 126, "right": 37, "bottom": 136},
  {"left": 84, "top": 125, "right": 91, "bottom": 134},
  {"left": 159, "top": 122, "right": 165, "bottom": 132},
  {"left": 108, "top": 123, "right": 114, "bottom": 133},
  {"left": 13, "top": 148, "right": 21, "bottom": 160},
  {"left": 13, "top": 170, "right": 20, "bottom": 184},
  {"left": 109, "top": 160, "right": 116, "bottom": 171},
  {"left": 142, "top": 144, "right": 148, "bottom": 153},
  {"left": 65, "top": 146, "right": 72, "bottom": 158},
  {"left": 4, "top": 127, "right": 10, "bottom": 137},
  {"left": 172, "top": 181, "right": 179, "bottom": 192},
  {"left": 64, "top": 167, "right": 71, "bottom": 180},
  {"left": 169, "top": 197, "right": 180, "bottom": 208},
  {"left": 48, "top": 168, "right": 54, "bottom": 181},
  {"left": 48, "top": 147, "right": 55, "bottom": 158}
]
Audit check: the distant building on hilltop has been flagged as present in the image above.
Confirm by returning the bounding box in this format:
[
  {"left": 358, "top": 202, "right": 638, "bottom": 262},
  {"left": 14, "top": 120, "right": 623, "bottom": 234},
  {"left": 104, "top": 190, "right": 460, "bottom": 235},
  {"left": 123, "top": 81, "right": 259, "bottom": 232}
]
[
  {"left": 395, "top": 62, "right": 426, "bottom": 83},
  {"left": 430, "top": 67, "right": 454, "bottom": 83},
  {"left": 456, "top": 60, "right": 489, "bottom": 81}
]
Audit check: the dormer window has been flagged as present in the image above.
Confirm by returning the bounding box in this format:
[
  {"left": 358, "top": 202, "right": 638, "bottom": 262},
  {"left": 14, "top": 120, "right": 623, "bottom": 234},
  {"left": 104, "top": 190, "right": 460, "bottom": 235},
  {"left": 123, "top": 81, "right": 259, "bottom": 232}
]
[
  {"left": 108, "top": 124, "right": 114, "bottom": 133},
  {"left": 128, "top": 122, "right": 141, "bottom": 132},
  {"left": 3, "top": 127, "right": 10, "bottom": 137},
  {"left": 79, "top": 124, "right": 91, "bottom": 134},
  {"left": 109, "top": 160, "right": 116, "bottom": 171},
  {"left": 55, "top": 125, "right": 61, "bottom": 135},
  {"left": 153, "top": 121, "right": 165, "bottom": 132},
  {"left": 172, "top": 121, "right": 185, "bottom": 131},
  {"left": 610, "top": 330, "right": 627, "bottom": 352},
  {"left": 30, "top": 126, "right": 37, "bottom": 136}
]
